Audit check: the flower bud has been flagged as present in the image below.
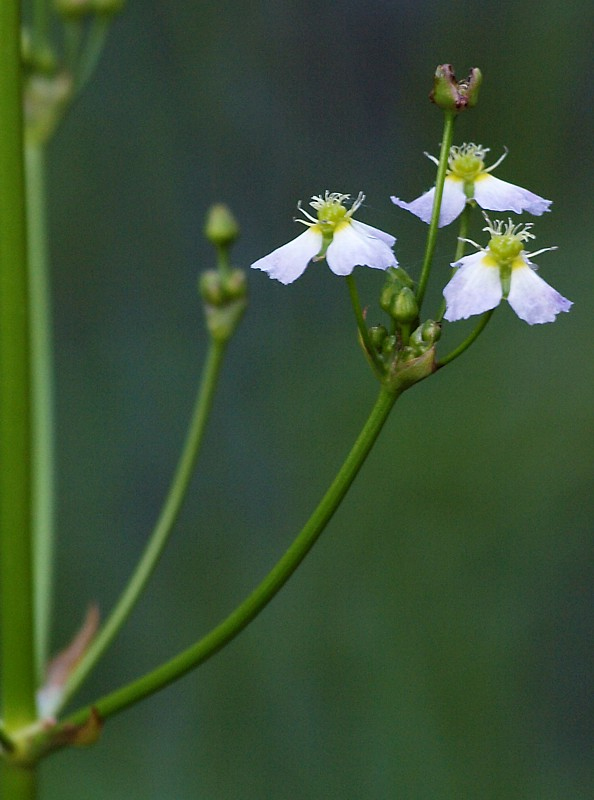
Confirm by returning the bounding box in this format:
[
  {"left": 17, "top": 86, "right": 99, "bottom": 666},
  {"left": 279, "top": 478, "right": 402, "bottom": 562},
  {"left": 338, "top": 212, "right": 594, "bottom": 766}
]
[
  {"left": 204, "top": 204, "right": 240, "bottom": 249},
  {"left": 199, "top": 270, "right": 225, "bottom": 306},
  {"left": 381, "top": 334, "right": 397, "bottom": 357},
  {"left": 419, "top": 319, "right": 441, "bottom": 344},
  {"left": 430, "top": 65, "right": 482, "bottom": 112},
  {"left": 368, "top": 325, "right": 388, "bottom": 351},
  {"left": 390, "top": 287, "right": 418, "bottom": 324}
]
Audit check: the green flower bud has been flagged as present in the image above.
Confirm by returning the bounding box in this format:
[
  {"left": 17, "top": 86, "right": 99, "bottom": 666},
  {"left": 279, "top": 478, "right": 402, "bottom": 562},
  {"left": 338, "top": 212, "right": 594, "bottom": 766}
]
[
  {"left": 419, "top": 319, "right": 441, "bottom": 345},
  {"left": 204, "top": 204, "right": 240, "bottom": 248},
  {"left": 368, "top": 325, "right": 388, "bottom": 351},
  {"left": 222, "top": 268, "right": 248, "bottom": 301},
  {"left": 199, "top": 268, "right": 247, "bottom": 342},
  {"left": 381, "top": 334, "right": 397, "bottom": 357},
  {"left": 390, "top": 287, "right": 418, "bottom": 324},
  {"left": 199, "top": 270, "right": 225, "bottom": 306},
  {"left": 430, "top": 64, "right": 482, "bottom": 112}
]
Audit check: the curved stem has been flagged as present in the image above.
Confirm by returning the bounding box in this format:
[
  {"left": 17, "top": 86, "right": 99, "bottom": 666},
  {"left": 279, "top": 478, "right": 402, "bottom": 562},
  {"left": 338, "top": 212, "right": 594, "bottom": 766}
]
[
  {"left": 437, "top": 309, "right": 495, "bottom": 368},
  {"left": 415, "top": 111, "right": 456, "bottom": 309},
  {"left": 345, "top": 274, "right": 384, "bottom": 376},
  {"left": 63, "top": 385, "right": 400, "bottom": 726},
  {"left": 59, "top": 339, "right": 230, "bottom": 711},
  {"left": 25, "top": 143, "right": 56, "bottom": 682}
]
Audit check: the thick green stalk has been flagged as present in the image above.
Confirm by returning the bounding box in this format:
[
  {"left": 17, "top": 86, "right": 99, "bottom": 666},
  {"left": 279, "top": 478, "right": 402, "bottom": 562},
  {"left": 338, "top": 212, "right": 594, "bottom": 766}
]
[
  {"left": 59, "top": 339, "right": 230, "bottom": 711},
  {"left": 64, "top": 385, "right": 400, "bottom": 726},
  {"left": 0, "top": 0, "right": 37, "bottom": 734},
  {"left": 415, "top": 111, "right": 456, "bottom": 308},
  {"left": 25, "top": 143, "right": 55, "bottom": 681},
  {"left": 1, "top": 765, "right": 37, "bottom": 800}
]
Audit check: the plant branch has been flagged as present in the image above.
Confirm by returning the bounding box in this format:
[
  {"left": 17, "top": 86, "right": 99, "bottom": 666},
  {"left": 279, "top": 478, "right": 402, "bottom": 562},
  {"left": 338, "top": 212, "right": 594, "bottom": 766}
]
[{"left": 63, "top": 385, "right": 400, "bottom": 726}]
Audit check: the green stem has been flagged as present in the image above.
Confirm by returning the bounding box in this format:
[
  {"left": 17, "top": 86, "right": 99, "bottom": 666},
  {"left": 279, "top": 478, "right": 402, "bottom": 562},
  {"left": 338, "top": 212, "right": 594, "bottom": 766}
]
[
  {"left": 0, "top": 0, "right": 38, "bottom": 735},
  {"left": 74, "top": 16, "right": 110, "bottom": 96},
  {"left": 25, "top": 143, "right": 56, "bottom": 682},
  {"left": 415, "top": 111, "right": 456, "bottom": 309},
  {"left": 345, "top": 274, "right": 384, "bottom": 376},
  {"left": 0, "top": 765, "right": 37, "bottom": 800},
  {"left": 437, "top": 309, "right": 495, "bottom": 368},
  {"left": 435, "top": 202, "right": 472, "bottom": 322},
  {"left": 64, "top": 385, "right": 400, "bottom": 726},
  {"left": 59, "top": 339, "right": 230, "bottom": 712}
]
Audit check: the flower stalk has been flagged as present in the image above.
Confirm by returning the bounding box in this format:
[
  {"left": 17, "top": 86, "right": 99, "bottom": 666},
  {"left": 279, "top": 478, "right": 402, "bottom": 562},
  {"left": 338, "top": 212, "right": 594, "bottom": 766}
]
[{"left": 61, "top": 384, "right": 401, "bottom": 729}]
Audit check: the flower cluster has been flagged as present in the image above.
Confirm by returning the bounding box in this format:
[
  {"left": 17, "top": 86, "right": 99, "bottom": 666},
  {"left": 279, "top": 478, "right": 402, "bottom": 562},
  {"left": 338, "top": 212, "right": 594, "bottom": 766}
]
[{"left": 250, "top": 143, "right": 571, "bottom": 330}]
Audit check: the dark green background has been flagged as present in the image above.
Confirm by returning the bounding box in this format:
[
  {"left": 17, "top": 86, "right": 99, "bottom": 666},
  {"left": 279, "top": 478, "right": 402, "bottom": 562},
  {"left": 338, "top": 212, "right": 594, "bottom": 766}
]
[{"left": 41, "top": 1, "right": 592, "bottom": 797}]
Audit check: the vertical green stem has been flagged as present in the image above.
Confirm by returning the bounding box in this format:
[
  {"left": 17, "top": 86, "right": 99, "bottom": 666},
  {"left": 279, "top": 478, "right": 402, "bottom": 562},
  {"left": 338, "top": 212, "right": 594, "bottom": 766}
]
[
  {"left": 415, "top": 111, "right": 456, "bottom": 308},
  {"left": 0, "top": 765, "right": 37, "bottom": 800},
  {"left": 0, "top": 0, "right": 37, "bottom": 737},
  {"left": 25, "top": 142, "right": 55, "bottom": 681}
]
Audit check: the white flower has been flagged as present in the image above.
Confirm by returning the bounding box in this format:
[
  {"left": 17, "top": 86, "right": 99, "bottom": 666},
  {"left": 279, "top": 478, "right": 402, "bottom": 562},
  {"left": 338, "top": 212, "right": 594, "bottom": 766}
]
[
  {"left": 391, "top": 144, "right": 551, "bottom": 227},
  {"left": 251, "top": 192, "right": 397, "bottom": 284},
  {"left": 443, "top": 218, "right": 572, "bottom": 325}
]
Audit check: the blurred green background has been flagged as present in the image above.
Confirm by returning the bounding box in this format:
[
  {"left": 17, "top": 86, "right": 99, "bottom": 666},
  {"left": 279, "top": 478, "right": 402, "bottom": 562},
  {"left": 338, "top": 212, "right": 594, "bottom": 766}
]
[{"left": 40, "top": 1, "right": 592, "bottom": 797}]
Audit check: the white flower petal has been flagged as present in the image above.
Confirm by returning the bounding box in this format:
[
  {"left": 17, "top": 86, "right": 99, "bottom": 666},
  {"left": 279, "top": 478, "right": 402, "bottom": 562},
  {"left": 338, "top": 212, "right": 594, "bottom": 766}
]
[
  {"left": 473, "top": 174, "right": 551, "bottom": 215},
  {"left": 443, "top": 252, "right": 503, "bottom": 321},
  {"left": 351, "top": 219, "right": 396, "bottom": 248},
  {"left": 251, "top": 228, "right": 323, "bottom": 284},
  {"left": 391, "top": 178, "right": 466, "bottom": 227},
  {"left": 506, "top": 260, "right": 572, "bottom": 324},
  {"left": 326, "top": 220, "right": 397, "bottom": 276}
]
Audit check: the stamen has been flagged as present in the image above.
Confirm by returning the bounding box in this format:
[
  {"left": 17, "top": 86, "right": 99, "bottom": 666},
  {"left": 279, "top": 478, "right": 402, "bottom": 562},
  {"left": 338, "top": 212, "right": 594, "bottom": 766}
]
[
  {"left": 448, "top": 142, "right": 489, "bottom": 168},
  {"left": 347, "top": 191, "right": 365, "bottom": 217},
  {"left": 481, "top": 214, "right": 536, "bottom": 243},
  {"left": 295, "top": 200, "right": 318, "bottom": 225},
  {"left": 423, "top": 151, "right": 439, "bottom": 166},
  {"left": 457, "top": 236, "right": 484, "bottom": 252},
  {"left": 526, "top": 246, "right": 558, "bottom": 259},
  {"left": 483, "top": 146, "right": 508, "bottom": 174}
]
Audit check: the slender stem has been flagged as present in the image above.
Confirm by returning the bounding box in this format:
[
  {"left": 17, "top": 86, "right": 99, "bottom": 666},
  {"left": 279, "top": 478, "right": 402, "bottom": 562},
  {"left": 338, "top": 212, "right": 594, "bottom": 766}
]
[
  {"left": 63, "top": 386, "right": 400, "bottom": 727},
  {"left": 74, "top": 17, "right": 111, "bottom": 96},
  {"left": 25, "top": 143, "right": 56, "bottom": 682},
  {"left": 0, "top": 0, "right": 38, "bottom": 735},
  {"left": 415, "top": 111, "right": 456, "bottom": 309},
  {"left": 59, "top": 339, "right": 230, "bottom": 711},
  {"left": 345, "top": 274, "right": 384, "bottom": 376},
  {"left": 435, "top": 202, "right": 472, "bottom": 322},
  {"left": 0, "top": 765, "right": 37, "bottom": 800},
  {"left": 437, "top": 309, "right": 495, "bottom": 368}
]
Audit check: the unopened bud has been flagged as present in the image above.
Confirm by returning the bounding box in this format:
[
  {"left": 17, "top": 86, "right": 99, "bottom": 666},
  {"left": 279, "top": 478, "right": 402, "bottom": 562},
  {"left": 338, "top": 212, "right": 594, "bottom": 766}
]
[
  {"left": 390, "top": 287, "right": 418, "bottom": 324},
  {"left": 204, "top": 204, "right": 240, "bottom": 248},
  {"left": 419, "top": 319, "right": 441, "bottom": 345},
  {"left": 430, "top": 65, "right": 482, "bottom": 112},
  {"left": 198, "top": 268, "right": 247, "bottom": 307},
  {"left": 368, "top": 325, "right": 388, "bottom": 350}
]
